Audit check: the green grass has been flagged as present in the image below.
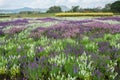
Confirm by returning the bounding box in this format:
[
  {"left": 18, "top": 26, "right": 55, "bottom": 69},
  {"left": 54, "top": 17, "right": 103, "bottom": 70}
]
[{"left": 7, "top": 13, "right": 55, "bottom": 18}]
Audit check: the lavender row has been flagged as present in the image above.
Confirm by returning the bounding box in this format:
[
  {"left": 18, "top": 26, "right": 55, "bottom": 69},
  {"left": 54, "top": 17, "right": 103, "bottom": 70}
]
[
  {"left": 30, "top": 20, "right": 120, "bottom": 39},
  {"left": 0, "top": 19, "right": 28, "bottom": 29}
]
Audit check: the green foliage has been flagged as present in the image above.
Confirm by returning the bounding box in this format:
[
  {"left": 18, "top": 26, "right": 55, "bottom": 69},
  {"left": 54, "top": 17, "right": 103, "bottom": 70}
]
[
  {"left": 10, "top": 64, "right": 20, "bottom": 77},
  {"left": 49, "top": 52, "right": 95, "bottom": 80},
  {"left": 0, "top": 57, "right": 7, "bottom": 75},
  {"left": 47, "top": 6, "right": 62, "bottom": 13},
  {"left": 111, "top": 1, "right": 120, "bottom": 13},
  {"left": 19, "top": 11, "right": 41, "bottom": 14},
  {"left": 81, "top": 36, "right": 98, "bottom": 53}
]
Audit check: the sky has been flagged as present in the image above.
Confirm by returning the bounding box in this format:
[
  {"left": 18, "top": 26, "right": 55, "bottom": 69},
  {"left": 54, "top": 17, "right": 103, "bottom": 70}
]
[{"left": 0, "top": 0, "right": 117, "bottom": 9}]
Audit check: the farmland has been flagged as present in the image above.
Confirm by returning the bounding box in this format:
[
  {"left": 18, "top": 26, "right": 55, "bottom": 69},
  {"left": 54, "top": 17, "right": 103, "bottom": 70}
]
[{"left": 0, "top": 16, "right": 120, "bottom": 80}]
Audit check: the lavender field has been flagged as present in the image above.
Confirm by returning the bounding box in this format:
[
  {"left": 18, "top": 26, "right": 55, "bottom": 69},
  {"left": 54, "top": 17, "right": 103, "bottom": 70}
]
[{"left": 0, "top": 16, "right": 120, "bottom": 80}]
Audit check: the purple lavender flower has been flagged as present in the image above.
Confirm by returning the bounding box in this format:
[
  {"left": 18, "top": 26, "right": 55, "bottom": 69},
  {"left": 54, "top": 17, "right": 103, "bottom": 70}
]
[
  {"left": 94, "top": 69, "right": 103, "bottom": 79},
  {"left": 83, "top": 21, "right": 120, "bottom": 34},
  {"left": 32, "top": 27, "right": 46, "bottom": 32},
  {"left": 64, "top": 43, "right": 84, "bottom": 56},
  {"left": 8, "top": 27, "right": 26, "bottom": 34},
  {"left": 98, "top": 42, "right": 111, "bottom": 53},
  {"left": 73, "top": 64, "right": 79, "bottom": 74},
  {"left": 66, "top": 20, "right": 93, "bottom": 24},
  {"left": 36, "top": 18, "right": 59, "bottom": 22},
  {"left": 22, "top": 78, "right": 27, "bottom": 80},
  {"left": 37, "top": 47, "right": 44, "bottom": 52},
  {"left": 0, "top": 19, "right": 28, "bottom": 29},
  {"left": 97, "top": 16, "right": 120, "bottom": 21},
  {"left": 89, "top": 33, "right": 104, "bottom": 40},
  {"left": 30, "top": 62, "right": 39, "bottom": 68},
  {"left": 44, "top": 23, "right": 84, "bottom": 39},
  {"left": 30, "top": 27, "right": 46, "bottom": 39},
  {"left": 0, "top": 30, "right": 4, "bottom": 35},
  {"left": 0, "top": 26, "right": 4, "bottom": 29}
]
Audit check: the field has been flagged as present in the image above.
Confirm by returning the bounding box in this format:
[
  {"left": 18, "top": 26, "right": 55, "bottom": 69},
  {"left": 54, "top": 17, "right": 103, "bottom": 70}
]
[
  {"left": 0, "top": 13, "right": 55, "bottom": 18},
  {"left": 0, "top": 16, "right": 120, "bottom": 80}
]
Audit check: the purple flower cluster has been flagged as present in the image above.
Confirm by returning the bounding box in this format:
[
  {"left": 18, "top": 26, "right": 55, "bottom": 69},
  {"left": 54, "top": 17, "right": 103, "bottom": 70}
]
[
  {"left": 45, "top": 23, "right": 85, "bottom": 39},
  {"left": 31, "top": 20, "right": 113, "bottom": 39},
  {"left": 36, "top": 46, "right": 44, "bottom": 53},
  {"left": 42, "top": 20, "right": 95, "bottom": 39},
  {"left": 0, "top": 19, "right": 28, "bottom": 29},
  {"left": 31, "top": 27, "right": 46, "bottom": 32},
  {"left": 98, "top": 42, "right": 111, "bottom": 53},
  {"left": 36, "top": 18, "right": 60, "bottom": 22},
  {"left": 30, "top": 27, "right": 46, "bottom": 39},
  {"left": 97, "top": 17, "right": 120, "bottom": 21},
  {"left": 8, "top": 27, "right": 26, "bottom": 34},
  {"left": 30, "top": 18, "right": 120, "bottom": 40},
  {"left": 31, "top": 19, "right": 120, "bottom": 39},
  {"left": 64, "top": 20, "right": 93, "bottom": 24},
  {"left": 90, "top": 53, "right": 118, "bottom": 79},
  {"left": 0, "top": 30, "right": 4, "bottom": 36},
  {"left": 64, "top": 43, "right": 84, "bottom": 56},
  {"left": 20, "top": 56, "right": 50, "bottom": 79},
  {"left": 83, "top": 21, "right": 120, "bottom": 34},
  {"left": 89, "top": 33, "right": 104, "bottom": 40}
]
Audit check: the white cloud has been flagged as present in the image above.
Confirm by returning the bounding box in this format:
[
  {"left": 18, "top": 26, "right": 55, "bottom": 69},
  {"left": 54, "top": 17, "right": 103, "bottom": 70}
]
[
  {"left": 0, "top": 0, "right": 117, "bottom": 9},
  {"left": 69, "top": 0, "right": 80, "bottom": 3},
  {"left": 0, "top": 0, "right": 4, "bottom": 5}
]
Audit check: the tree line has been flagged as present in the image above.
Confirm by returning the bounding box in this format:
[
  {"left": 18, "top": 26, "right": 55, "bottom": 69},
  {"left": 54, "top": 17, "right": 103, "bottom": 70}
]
[{"left": 46, "top": 0, "right": 120, "bottom": 13}]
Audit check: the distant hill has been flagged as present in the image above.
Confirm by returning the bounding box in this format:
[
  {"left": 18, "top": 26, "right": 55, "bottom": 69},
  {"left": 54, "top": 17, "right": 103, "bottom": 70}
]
[
  {"left": 0, "top": 7, "right": 33, "bottom": 13},
  {"left": 0, "top": 7, "right": 48, "bottom": 13},
  {"left": 0, "top": 6, "right": 70, "bottom": 14}
]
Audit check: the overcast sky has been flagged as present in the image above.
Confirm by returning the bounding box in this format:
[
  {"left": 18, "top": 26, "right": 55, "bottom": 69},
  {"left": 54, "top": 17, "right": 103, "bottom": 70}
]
[{"left": 0, "top": 0, "right": 117, "bottom": 9}]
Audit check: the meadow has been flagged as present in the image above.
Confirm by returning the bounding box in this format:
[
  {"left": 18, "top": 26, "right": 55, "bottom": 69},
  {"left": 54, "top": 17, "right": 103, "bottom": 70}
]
[{"left": 0, "top": 16, "right": 120, "bottom": 80}]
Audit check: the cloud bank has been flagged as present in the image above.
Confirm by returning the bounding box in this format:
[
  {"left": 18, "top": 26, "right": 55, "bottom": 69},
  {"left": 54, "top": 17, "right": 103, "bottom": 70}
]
[{"left": 0, "top": 0, "right": 116, "bottom": 9}]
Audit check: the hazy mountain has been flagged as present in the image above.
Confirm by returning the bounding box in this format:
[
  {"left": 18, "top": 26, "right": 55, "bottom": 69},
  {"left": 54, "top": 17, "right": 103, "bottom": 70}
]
[
  {"left": 0, "top": 7, "right": 47, "bottom": 13},
  {"left": 0, "top": 7, "right": 32, "bottom": 13},
  {"left": 15, "top": 7, "right": 33, "bottom": 12}
]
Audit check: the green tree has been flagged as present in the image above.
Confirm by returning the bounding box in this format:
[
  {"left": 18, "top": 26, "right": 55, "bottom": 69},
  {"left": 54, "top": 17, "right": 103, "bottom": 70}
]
[
  {"left": 102, "top": 3, "right": 111, "bottom": 12},
  {"left": 111, "top": 1, "right": 120, "bottom": 13},
  {"left": 71, "top": 6, "right": 80, "bottom": 12},
  {"left": 47, "top": 6, "right": 62, "bottom": 13}
]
